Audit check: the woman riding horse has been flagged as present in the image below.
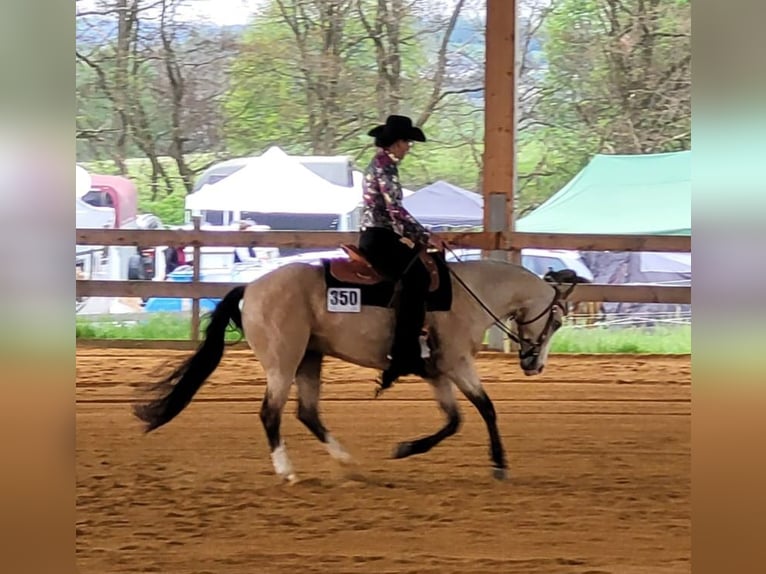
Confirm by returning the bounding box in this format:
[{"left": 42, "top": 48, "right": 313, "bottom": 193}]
[{"left": 358, "top": 115, "right": 444, "bottom": 388}]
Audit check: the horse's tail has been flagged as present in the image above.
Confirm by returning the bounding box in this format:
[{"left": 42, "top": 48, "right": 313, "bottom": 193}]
[{"left": 132, "top": 285, "right": 246, "bottom": 433}]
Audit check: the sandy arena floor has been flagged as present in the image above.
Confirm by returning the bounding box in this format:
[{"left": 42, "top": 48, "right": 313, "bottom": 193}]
[{"left": 76, "top": 348, "right": 690, "bottom": 574}]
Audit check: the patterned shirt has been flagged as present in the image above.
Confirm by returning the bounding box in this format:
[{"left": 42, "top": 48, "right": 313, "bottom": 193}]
[{"left": 360, "top": 149, "right": 431, "bottom": 246}]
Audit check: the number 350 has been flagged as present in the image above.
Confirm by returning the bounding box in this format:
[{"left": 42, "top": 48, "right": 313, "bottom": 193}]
[{"left": 330, "top": 289, "right": 358, "bottom": 306}]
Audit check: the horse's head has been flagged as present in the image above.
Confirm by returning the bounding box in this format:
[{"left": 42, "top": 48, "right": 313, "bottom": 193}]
[{"left": 514, "top": 269, "right": 584, "bottom": 375}]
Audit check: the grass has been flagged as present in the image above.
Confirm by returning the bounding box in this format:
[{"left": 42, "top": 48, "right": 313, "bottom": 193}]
[
  {"left": 76, "top": 313, "right": 244, "bottom": 343},
  {"left": 549, "top": 325, "right": 690, "bottom": 354},
  {"left": 76, "top": 314, "right": 691, "bottom": 354}
]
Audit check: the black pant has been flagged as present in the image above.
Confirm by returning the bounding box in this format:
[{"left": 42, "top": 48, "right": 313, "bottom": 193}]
[{"left": 359, "top": 227, "right": 431, "bottom": 365}]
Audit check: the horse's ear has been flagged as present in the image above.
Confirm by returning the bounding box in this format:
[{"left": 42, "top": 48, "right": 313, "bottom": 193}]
[
  {"left": 543, "top": 268, "right": 584, "bottom": 284},
  {"left": 543, "top": 268, "right": 588, "bottom": 301}
]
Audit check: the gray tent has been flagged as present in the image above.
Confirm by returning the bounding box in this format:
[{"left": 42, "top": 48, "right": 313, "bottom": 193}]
[{"left": 402, "top": 180, "right": 483, "bottom": 229}]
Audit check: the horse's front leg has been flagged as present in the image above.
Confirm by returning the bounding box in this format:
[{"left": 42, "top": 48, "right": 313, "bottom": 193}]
[
  {"left": 392, "top": 375, "right": 461, "bottom": 459},
  {"left": 447, "top": 359, "right": 508, "bottom": 480}
]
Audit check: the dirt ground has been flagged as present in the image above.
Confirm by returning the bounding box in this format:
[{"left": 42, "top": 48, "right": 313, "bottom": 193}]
[{"left": 76, "top": 348, "right": 690, "bottom": 574}]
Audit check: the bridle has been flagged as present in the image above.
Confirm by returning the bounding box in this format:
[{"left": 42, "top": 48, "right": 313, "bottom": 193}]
[{"left": 514, "top": 284, "right": 574, "bottom": 361}]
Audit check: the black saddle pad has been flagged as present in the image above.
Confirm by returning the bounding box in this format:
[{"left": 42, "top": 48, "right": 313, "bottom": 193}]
[{"left": 321, "top": 253, "right": 452, "bottom": 312}]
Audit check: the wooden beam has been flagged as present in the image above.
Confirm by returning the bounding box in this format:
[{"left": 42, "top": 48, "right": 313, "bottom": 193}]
[
  {"left": 76, "top": 279, "right": 690, "bottom": 304},
  {"left": 504, "top": 232, "right": 690, "bottom": 252},
  {"left": 75, "top": 228, "right": 361, "bottom": 248},
  {"left": 74, "top": 228, "right": 690, "bottom": 253},
  {"left": 77, "top": 280, "right": 242, "bottom": 299},
  {"left": 567, "top": 284, "right": 691, "bottom": 304},
  {"left": 483, "top": 0, "right": 517, "bottom": 232},
  {"left": 190, "top": 216, "right": 202, "bottom": 341},
  {"left": 74, "top": 228, "right": 498, "bottom": 250}
]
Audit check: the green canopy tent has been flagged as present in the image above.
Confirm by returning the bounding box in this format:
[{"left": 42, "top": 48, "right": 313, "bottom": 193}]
[
  {"left": 516, "top": 150, "right": 691, "bottom": 236},
  {"left": 516, "top": 151, "right": 691, "bottom": 323}
]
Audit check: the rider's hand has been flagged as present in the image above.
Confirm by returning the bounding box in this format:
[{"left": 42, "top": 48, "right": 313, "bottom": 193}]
[{"left": 399, "top": 236, "right": 415, "bottom": 249}]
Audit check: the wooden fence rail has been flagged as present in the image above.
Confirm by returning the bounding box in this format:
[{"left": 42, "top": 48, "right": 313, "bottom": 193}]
[
  {"left": 76, "top": 227, "right": 691, "bottom": 345},
  {"left": 75, "top": 279, "right": 690, "bottom": 305},
  {"left": 75, "top": 228, "right": 691, "bottom": 253}
]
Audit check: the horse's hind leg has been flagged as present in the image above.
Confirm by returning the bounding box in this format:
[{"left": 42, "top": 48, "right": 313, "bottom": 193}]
[
  {"left": 295, "top": 351, "right": 353, "bottom": 465},
  {"left": 392, "top": 376, "right": 461, "bottom": 459},
  {"left": 260, "top": 368, "right": 298, "bottom": 483}
]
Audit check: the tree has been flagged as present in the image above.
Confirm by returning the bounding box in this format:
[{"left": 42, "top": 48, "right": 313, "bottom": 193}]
[
  {"left": 76, "top": 0, "right": 238, "bottom": 196},
  {"left": 223, "top": 0, "right": 485, "bottom": 188},
  {"left": 517, "top": 0, "right": 691, "bottom": 213}
]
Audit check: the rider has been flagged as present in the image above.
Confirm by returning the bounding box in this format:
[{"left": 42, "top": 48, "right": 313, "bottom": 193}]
[{"left": 358, "top": 114, "right": 443, "bottom": 388}]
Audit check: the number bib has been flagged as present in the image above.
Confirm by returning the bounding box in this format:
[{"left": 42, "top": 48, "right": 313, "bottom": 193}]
[{"left": 327, "top": 287, "right": 361, "bottom": 313}]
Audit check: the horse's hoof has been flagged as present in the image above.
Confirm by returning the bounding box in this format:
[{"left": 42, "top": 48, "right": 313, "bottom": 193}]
[
  {"left": 285, "top": 473, "right": 300, "bottom": 485},
  {"left": 336, "top": 453, "right": 355, "bottom": 466},
  {"left": 492, "top": 467, "right": 509, "bottom": 481},
  {"left": 392, "top": 441, "right": 413, "bottom": 459}
]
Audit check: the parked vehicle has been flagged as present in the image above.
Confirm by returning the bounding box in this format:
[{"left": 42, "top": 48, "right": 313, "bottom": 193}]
[{"left": 445, "top": 248, "right": 594, "bottom": 282}]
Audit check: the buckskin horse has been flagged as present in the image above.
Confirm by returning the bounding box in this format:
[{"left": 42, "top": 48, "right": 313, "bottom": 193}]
[{"left": 133, "top": 245, "right": 579, "bottom": 482}]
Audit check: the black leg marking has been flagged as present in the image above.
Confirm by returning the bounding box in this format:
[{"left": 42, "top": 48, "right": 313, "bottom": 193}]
[
  {"left": 295, "top": 351, "right": 329, "bottom": 443},
  {"left": 393, "top": 408, "right": 461, "bottom": 459},
  {"left": 465, "top": 390, "right": 507, "bottom": 472},
  {"left": 393, "top": 378, "right": 460, "bottom": 459},
  {"left": 297, "top": 402, "right": 328, "bottom": 443},
  {"left": 259, "top": 392, "right": 282, "bottom": 451}
]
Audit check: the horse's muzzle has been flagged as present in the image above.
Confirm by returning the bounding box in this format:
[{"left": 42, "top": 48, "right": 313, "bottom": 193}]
[
  {"left": 520, "top": 351, "right": 540, "bottom": 374},
  {"left": 523, "top": 364, "right": 544, "bottom": 376}
]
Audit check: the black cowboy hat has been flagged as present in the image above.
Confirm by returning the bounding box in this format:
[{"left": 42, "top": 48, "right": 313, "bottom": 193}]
[{"left": 367, "top": 114, "right": 426, "bottom": 143}]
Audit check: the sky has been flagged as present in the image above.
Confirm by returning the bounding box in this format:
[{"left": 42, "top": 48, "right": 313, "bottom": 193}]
[
  {"left": 76, "top": 0, "right": 268, "bottom": 27},
  {"left": 77, "top": 0, "right": 487, "bottom": 28},
  {"left": 179, "top": 0, "right": 267, "bottom": 26},
  {"left": 179, "top": 0, "right": 485, "bottom": 25}
]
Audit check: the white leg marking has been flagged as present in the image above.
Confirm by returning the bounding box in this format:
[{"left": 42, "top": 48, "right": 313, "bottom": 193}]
[
  {"left": 271, "top": 441, "right": 297, "bottom": 482},
  {"left": 325, "top": 434, "right": 353, "bottom": 464}
]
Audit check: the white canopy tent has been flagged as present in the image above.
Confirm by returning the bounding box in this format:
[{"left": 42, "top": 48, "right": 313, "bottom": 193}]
[{"left": 185, "top": 147, "right": 363, "bottom": 227}]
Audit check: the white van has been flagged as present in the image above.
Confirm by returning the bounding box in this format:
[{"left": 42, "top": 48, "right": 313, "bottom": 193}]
[{"left": 445, "top": 248, "right": 594, "bottom": 282}]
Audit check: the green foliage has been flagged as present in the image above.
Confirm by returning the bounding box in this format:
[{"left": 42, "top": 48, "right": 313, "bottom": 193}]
[
  {"left": 223, "top": 15, "right": 309, "bottom": 155},
  {"left": 76, "top": 0, "right": 691, "bottom": 223},
  {"left": 223, "top": 1, "right": 383, "bottom": 154},
  {"left": 76, "top": 46, "right": 170, "bottom": 161},
  {"left": 517, "top": 0, "right": 691, "bottom": 213},
  {"left": 222, "top": 0, "right": 483, "bottom": 189}
]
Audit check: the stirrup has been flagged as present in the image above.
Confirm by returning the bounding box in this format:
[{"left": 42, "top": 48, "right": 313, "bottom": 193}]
[{"left": 419, "top": 328, "right": 431, "bottom": 359}]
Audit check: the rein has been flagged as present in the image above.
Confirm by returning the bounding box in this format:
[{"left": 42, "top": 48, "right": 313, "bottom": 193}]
[{"left": 442, "top": 246, "right": 573, "bottom": 348}]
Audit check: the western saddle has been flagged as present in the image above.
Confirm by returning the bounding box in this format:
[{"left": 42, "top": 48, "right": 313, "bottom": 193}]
[{"left": 328, "top": 244, "right": 441, "bottom": 292}]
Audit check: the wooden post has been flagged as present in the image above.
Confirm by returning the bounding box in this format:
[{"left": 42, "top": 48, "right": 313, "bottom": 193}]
[
  {"left": 191, "top": 216, "right": 202, "bottom": 342},
  {"left": 483, "top": 0, "right": 517, "bottom": 351}
]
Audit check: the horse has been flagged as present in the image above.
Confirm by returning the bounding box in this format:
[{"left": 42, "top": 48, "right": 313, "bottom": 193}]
[{"left": 132, "top": 250, "right": 579, "bottom": 482}]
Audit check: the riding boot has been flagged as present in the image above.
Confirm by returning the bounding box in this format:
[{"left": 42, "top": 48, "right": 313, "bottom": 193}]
[
  {"left": 379, "top": 302, "right": 437, "bottom": 391},
  {"left": 380, "top": 345, "right": 437, "bottom": 388}
]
